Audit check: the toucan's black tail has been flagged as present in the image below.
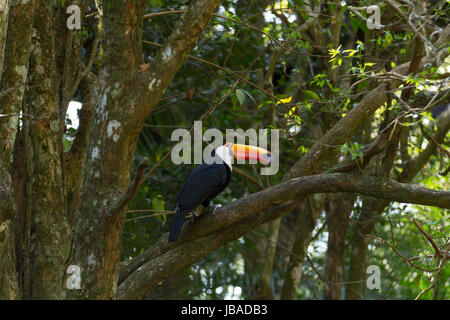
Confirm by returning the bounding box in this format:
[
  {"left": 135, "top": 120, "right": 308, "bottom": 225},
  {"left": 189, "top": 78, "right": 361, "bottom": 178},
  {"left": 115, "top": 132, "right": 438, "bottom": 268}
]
[{"left": 168, "top": 206, "right": 185, "bottom": 242}]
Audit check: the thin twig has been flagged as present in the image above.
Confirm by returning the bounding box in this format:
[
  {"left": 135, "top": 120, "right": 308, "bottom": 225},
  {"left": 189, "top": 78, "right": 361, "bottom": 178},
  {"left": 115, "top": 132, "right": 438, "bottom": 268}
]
[
  {"left": 233, "top": 167, "right": 265, "bottom": 190},
  {"left": 126, "top": 210, "right": 175, "bottom": 222},
  {"left": 415, "top": 243, "right": 449, "bottom": 300},
  {"left": 142, "top": 40, "right": 278, "bottom": 102},
  {"left": 140, "top": 50, "right": 265, "bottom": 184},
  {"left": 367, "top": 234, "right": 438, "bottom": 273},
  {"left": 388, "top": 216, "right": 396, "bottom": 246},
  {"left": 386, "top": 0, "right": 433, "bottom": 52},
  {"left": 144, "top": 11, "right": 283, "bottom": 47},
  {"left": 412, "top": 219, "right": 444, "bottom": 258},
  {"left": 432, "top": 243, "right": 449, "bottom": 299},
  {"left": 420, "top": 126, "right": 450, "bottom": 159}
]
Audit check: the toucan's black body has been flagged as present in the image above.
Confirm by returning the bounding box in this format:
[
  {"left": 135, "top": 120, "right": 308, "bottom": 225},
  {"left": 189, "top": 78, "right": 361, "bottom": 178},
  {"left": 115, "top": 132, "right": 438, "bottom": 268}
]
[{"left": 168, "top": 162, "right": 231, "bottom": 242}]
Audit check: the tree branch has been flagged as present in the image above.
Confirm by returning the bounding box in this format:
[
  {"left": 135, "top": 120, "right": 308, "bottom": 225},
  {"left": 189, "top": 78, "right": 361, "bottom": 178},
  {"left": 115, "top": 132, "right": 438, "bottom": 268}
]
[
  {"left": 118, "top": 173, "right": 450, "bottom": 298},
  {"left": 131, "top": 0, "right": 222, "bottom": 124},
  {"left": 106, "top": 158, "right": 150, "bottom": 218}
]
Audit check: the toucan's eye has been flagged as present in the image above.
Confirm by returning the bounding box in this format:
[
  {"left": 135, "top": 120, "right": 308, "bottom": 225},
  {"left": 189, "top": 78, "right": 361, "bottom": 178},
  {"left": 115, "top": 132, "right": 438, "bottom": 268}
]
[{"left": 264, "top": 153, "right": 271, "bottom": 159}]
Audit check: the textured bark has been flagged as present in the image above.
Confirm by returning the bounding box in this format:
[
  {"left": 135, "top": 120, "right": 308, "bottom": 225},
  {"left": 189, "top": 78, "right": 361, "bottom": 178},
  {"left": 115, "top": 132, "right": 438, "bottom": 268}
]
[
  {"left": 22, "top": 1, "right": 70, "bottom": 299},
  {"left": 68, "top": 0, "right": 147, "bottom": 299},
  {"left": 0, "top": 0, "right": 9, "bottom": 79},
  {"left": 0, "top": 0, "right": 13, "bottom": 300},
  {"left": 0, "top": 0, "right": 35, "bottom": 300},
  {"left": 0, "top": 162, "right": 16, "bottom": 299},
  {"left": 0, "top": 0, "right": 34, "bottom": 168}
]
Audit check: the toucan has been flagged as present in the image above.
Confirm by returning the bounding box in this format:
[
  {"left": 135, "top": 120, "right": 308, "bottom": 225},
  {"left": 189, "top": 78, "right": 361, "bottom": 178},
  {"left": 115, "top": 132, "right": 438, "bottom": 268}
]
[{"left": 168, "top": 143, "right": 272, "bottom": 242}]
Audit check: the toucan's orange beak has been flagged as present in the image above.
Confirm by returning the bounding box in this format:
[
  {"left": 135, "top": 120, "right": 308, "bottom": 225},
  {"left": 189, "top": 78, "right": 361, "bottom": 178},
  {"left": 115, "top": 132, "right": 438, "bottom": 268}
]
[{"left": 224, "top": 143, "right": 272, "bottom": 164}]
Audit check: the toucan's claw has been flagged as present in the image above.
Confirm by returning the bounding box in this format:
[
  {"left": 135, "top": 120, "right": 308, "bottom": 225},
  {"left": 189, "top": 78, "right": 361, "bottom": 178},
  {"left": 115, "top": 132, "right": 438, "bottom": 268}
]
[
  {"left": 185, "top": 211, "right": 195, "bottom": 224},
  {"left": 211, "top": 204, "right": 221, "bottom": 216}
]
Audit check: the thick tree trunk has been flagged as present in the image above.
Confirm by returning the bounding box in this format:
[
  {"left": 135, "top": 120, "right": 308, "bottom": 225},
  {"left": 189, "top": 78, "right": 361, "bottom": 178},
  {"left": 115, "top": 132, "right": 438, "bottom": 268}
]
[
  {"left": 0, "top": 0, "right": 35, "bottom": 300},
  {"left": 23, "top": 1, "right": 69, "bottom": 299},
  {"left": 0, "top": 0, "right": 9, "bottom": 78},
  {"left": 69, "top": 0, "right": 222, "bottom": 299},
  {"left": 0, "top": 0, "right": 15, "bottom": 300},
  {"left": 68, "top": 0, "right": 146, "bottom": 299}
]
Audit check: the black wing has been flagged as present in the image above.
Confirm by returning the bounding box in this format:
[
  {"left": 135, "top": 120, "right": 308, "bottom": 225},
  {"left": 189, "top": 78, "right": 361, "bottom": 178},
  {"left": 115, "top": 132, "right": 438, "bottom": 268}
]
[
  {"left": 201, "top": 164, "right": 231, "bottom": 207},
  {"left": 176, "top": 163, "right": 230, "bottom": 212}
]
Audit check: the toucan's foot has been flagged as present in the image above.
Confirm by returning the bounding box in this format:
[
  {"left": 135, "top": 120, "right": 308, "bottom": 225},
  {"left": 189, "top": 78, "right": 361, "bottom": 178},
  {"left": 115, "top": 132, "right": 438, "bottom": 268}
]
[{"left": 187, "top": 205, "right": 204, "bottom": 223}]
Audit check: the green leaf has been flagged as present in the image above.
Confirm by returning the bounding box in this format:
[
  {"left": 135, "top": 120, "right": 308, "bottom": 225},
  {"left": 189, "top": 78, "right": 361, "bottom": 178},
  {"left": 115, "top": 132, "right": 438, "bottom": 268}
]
[
  {"left": 349, "top": 16, "right": 360, "bottom": 33},
  {"left": 303, "top": 89, "right": 320, "bottom": 101},
  {"left": 225, "top": 19, "right": 233, "bottom": 29},
  {"left": 152, "top": 194, "right": 165, "bottom": 211},
  {"left": 241, "top": 89, "right": 256, "bottom": 104},
  {"left": 343, "top": 49, "right": 357, "bottom": 57},
  {"left": 236, "top": 89, "right": 246, "bottom": 106},
  {"left": 277, "top": 96, "right": 292, "bottom": 104},
  {"left": 383, "top": 31, "right": 393, "bottom": 48}
]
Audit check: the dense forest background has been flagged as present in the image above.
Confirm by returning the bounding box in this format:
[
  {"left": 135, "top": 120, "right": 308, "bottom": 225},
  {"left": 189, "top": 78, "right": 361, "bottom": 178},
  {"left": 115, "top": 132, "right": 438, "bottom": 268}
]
[{"left": 0, "top": 0, "right": 449, "bottom": 300}]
